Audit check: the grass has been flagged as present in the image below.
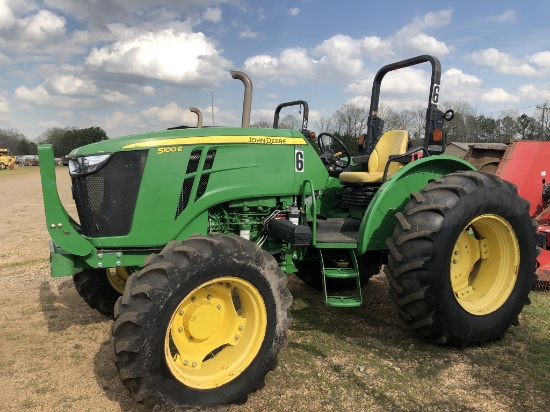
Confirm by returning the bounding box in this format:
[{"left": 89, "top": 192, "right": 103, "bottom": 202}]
[
  {"left": 0, "top": 268, "right": 548, "bottom": 412},
  {"left": 0, "top": 165, "right": 39, "bottom": 179},
  {"left": 234, "top": 276, "right": 550, "bottom": 412}
]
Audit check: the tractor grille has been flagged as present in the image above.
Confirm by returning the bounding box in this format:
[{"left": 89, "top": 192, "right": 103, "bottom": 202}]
[
  {"left": 176, "top": 149, "right": 217, "bottom": 219},
  {"left": 72, "top": 150, "right": 148, "bottom": 237}
]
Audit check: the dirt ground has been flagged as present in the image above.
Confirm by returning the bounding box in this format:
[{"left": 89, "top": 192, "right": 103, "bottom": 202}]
[{"left": 1, "top": 167, "right": 549, "bottom": 412}]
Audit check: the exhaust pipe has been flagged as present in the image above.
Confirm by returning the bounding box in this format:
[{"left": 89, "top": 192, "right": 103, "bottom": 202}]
[
  {"left": 189, "top": 107, "right": 203, "bottom": 128},
  {"left": 230, "top": 70, "right": 252, "bottom": 128}
]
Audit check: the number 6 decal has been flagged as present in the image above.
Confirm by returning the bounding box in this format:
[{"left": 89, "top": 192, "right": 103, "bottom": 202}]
[
  {"left": 295, "top": 148, "right": 304, "bottom": 172},
  {"left": 431, "top": 84, "right": 440, "bottom": 105}
]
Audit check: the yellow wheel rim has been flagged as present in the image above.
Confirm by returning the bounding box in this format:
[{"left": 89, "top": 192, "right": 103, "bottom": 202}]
[
  {"left": 450, "top": 214, "right": 519, "bottom": 315},
  {"left": 164, "top": 276, "right": 267, "bottom": 389},
  {"left": 106, "top": 267, "right": 130, "bottom": 294}
]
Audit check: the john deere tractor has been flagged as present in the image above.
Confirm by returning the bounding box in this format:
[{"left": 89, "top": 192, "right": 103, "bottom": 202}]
[{"left": 38, "top": 55, "right": 536, "bottom": 409}]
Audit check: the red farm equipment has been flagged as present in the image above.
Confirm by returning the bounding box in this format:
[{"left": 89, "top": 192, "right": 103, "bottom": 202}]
[{"left": 464, "top": 141, "right": 550, "bottom": 289}]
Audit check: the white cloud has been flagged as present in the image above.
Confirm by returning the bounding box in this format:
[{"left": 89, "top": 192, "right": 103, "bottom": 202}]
[
  {"left": 485, "top": 10, "right": 516, "bottom": 23},
  {"left": 393, "top": 9, "right": 452, "bottom": 56},
  {"left": 86, "top": 29, "right": 232, "bottom": 86},
  {"left": 288, "top": 7, "right": 300, "bottom": 16},
  {"left": 0, "top": 96, "right": 9, "bottom": 114},
  {"left": 467, "top": 48, "right": 537, "bottom": 76},
  {"left": 44, "top": 74, "right": 98, "bottom": 97},
  {"left": 39, "top": 119, "right": 63, "bottom": 129},
  {"left": 344, "top": 79, "right": 372, "bottom": 95},
  {"left": 15, "top": 85, "right": 86, "bottom": 109},
  {"left": 0, "top": 0, "right": 16, "bottom": 28},
  {"left": 103, "top": 111, "right": 143, "bottom": 135},
  {"left": 242, "top": 10, "right": 448, "bottom": 87},
  {"left": 244, "top": 48, "right": 314, "bottom": 86},
  {"left": 481, "top": 88, "right": 519, "bottom": 103},
  {"left": 0, "top": 51, "right": 11, "bottom": 65},
  {"left": 142, "top": 85, "right": 156, "bottom": 96},
  {"left": 517, "top": 84, "right": 550, "bottom": 101},
  {"left": 440, "top": 68, "right": 482, "bottom": 101},
  {"left": 239, "top": 27, "right": 259, "bottom": 39},
  {"left": 407, "top": 33, "right": 449, "bottom": 55},
  {"left": 103, "top": 90, "right": 134, "bottom": 104},
  {"left": 18, "top": 9, "right": 66, "bottom": 42},
  {"left": 529, "top": 51, "right": 550, "bottom": 69},
  {"left": 142, "top": 102, "right": 188, "bottom": 123},
  {"left": 203, "top": 7, "right": 222, "bottom": 23}
]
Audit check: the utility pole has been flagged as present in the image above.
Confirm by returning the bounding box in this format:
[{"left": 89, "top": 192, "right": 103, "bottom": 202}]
[
  {"left": 538, "top": 103, "right": 547, "bottom": 140},
  {"left": 211, "top": 92, "right": 215, "bottom": 126}
]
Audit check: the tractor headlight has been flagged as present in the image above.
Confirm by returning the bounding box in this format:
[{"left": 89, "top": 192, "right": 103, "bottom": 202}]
[{"left": 68, "top": 154, "right": 112, "bottom": 176}]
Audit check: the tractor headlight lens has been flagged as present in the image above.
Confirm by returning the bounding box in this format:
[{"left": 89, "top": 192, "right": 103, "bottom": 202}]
[{"left": 69, "top": 154, "right": 112, "bottom": 176}]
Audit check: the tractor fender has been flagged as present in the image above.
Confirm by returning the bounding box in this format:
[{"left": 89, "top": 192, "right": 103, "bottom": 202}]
[{"left": 357, "top": 155, "right": 476, "bottom": 254}]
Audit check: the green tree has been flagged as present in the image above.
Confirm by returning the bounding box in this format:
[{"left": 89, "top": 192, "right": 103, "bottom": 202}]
[
  {"left": 38, "top": 127, "right": 73, "bottom": 157},
  {"left": 250, "top": 119, "right": 272, "bottom": 128},
  {"left": 517, "top": 114, "right": 539, "bottom": 140},
  {"left": 0, "top": 128, "right": 27, "bottom": 154},
  {"left": 476, "top": 115, "right": 498, "bottom": 142},
  {"left": 39, "top": 126, "right": 108, "bottom": 156}
]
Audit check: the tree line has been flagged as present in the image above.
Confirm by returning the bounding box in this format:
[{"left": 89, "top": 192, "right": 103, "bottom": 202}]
[
  {"left": 2, "top": 100, "right": 549, "bottom": 157},
  {"left": 0, "top": 126, "right": 108, "bottom": 157},
  {"left": 253, "top": 100, "right": 550, "bottom": 156}
]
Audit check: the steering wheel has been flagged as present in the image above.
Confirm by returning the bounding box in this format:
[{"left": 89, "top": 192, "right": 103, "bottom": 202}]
[{"left": 317, "top": 132, "right": 352, "bottom": 169}]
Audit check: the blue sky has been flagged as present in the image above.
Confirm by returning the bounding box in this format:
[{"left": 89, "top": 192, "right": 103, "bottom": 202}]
[{"left": 1, "top": 0, "right": 550, "bottom": 141}]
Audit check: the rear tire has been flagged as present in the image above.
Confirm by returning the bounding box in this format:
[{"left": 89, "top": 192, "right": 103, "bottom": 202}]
[
  {"left": 111, "top": 233, "right": 293, "bottom": 409},
  {"left": 386, "top": 171, "right": 536, "bottom": 346}
]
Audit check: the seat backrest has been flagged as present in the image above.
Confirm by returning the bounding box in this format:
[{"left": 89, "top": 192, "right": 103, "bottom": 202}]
[{"left": 368, "top": 130, "right": 409, "bottom": 174}]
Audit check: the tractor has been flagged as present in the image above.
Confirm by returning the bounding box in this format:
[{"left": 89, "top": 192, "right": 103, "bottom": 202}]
[
  {"left": 38, "top": 55, "right": 536, "bottom": 409},
  {"left": 0, "top": 148, "right": 18, "bottom": 170}
]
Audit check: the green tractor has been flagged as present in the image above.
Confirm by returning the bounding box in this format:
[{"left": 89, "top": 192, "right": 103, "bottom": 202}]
[{"left": 38, "top": 55, "right": 536, "bottom": 409}]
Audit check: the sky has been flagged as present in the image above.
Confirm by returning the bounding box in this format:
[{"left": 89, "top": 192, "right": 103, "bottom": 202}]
[{"left": 1, "top": 0, "right": 550, "bottom": 141}]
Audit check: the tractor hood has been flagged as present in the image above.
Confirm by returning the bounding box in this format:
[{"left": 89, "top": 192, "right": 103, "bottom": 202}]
[{"left": 69, "top": 127, "right": 307, "bottom": 157}]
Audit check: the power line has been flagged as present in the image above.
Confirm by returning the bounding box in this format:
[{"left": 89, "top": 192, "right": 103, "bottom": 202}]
[{"left": 482, "top": 103, "right": 542, "bottom": 116}]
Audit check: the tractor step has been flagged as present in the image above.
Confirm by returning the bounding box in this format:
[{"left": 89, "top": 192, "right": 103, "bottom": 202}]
[
  {"left": 320, "top": 249, "right": 363, "bottom": 308},
  {"left": 324, "top": 268, "right": 358, "bottom": 279},
  {"left": 325, "top": 296, "right": 362, "bottom": 308}
]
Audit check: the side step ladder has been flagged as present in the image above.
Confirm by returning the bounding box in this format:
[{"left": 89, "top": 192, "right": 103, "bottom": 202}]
[{"left": 320, "top": 249, "right": 362, "bottom": 308}]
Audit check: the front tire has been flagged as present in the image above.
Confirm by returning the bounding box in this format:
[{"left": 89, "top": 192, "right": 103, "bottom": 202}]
[
  {"left": 386, "top": 171, "right": 536, "bottom": 346},
  {"left": 73, "top": 268, "right": 128, "bottom": 317},
  {"left": 111, "top": 233, "right": 293, "bottom": 409}
]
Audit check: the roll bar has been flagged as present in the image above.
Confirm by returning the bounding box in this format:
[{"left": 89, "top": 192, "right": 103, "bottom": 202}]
[
  {"left": 273, "top": 100, "right": 310, "bottom": 134},
  {"left": 365, "top": 55, "right": 446, "bottom": 155}
]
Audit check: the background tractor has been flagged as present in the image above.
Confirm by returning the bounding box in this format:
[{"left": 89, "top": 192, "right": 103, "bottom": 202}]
[
  {"left": 0, "top": 148, "right": 18, "bottom": 170},
  {"left": 38, "top": 55, "right": 536, "bottom": 409}
]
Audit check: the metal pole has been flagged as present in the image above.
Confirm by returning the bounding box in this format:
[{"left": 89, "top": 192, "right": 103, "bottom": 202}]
[{"left": 211, "top": 92, "right": 215, "bottom": 126}]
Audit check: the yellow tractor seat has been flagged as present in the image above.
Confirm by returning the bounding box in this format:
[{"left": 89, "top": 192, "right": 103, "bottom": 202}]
[{"left": 339, "top": 130, "right": 409, "bottom": 184}]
